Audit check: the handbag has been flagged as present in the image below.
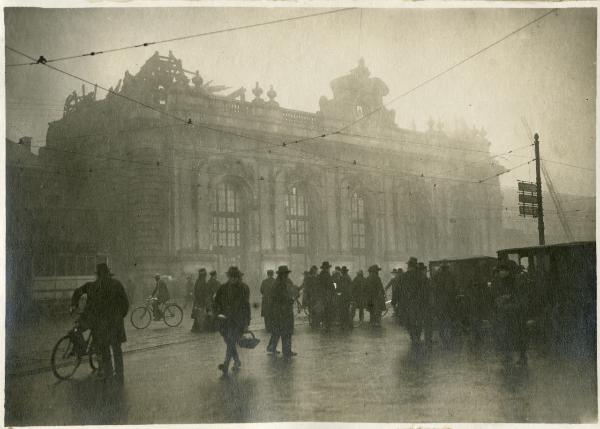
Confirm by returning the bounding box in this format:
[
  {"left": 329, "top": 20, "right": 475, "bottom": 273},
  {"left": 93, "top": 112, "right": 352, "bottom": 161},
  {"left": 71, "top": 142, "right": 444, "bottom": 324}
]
[{"left": 237, "top": 330, "right": 260, "bottom": 349}]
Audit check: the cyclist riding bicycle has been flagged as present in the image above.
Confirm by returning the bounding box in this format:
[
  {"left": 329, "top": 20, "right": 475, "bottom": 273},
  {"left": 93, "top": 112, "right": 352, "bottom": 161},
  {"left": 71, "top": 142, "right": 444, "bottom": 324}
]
[{"left": 151, "top": 274, "right": 171, "bottom": 320}]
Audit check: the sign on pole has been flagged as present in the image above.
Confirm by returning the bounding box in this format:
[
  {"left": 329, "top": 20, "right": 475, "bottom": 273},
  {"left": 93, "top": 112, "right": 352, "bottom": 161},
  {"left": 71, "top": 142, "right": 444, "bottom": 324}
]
[{"left": 518, "top": 180, "right": 539, "bottom": 218}]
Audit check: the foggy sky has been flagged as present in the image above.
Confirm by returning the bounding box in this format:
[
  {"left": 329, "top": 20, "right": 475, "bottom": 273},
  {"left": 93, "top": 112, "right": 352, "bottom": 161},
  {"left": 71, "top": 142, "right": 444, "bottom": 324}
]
[{"left": 4, "top": 6, "right": 596, "bottom": 200}]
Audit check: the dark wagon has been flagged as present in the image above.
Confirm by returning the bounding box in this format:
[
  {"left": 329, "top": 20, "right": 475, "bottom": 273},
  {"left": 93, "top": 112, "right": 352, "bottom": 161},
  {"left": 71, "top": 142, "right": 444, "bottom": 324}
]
[{"left": 497, "top": 241, "right": 596, "bottom": 357}]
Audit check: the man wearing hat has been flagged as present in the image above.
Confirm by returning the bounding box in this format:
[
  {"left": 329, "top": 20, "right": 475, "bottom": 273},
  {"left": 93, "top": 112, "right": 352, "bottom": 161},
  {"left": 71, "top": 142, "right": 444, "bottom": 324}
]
[
  {"left": 337, "top": 266, "right": 353, "bottom": 329},
  {"left": 418, "top": 262, "right": 435, "bottom": 346},
  {"left": 214, "top": 267, "right": 250, "bottom": 374},
  {"left": 492, "top": 259, "right": 529, "bottom": 367},
  {"left": 191, "top": 268, "right": 208, "bottom": 333},
  {"left": 260, "top": 269, "right": 276, "bottom": 333},
  {"left": 387, "top": 268, "right": 403, "bottom": 321},
  {"left": 404, "top": 257, "right": 427, "bottom": 345},
  {"left": 365, "top": 265, "right": 386, "bottom": 327},
  {"left": 70, "top": 263, "right": 129, "bottom": 383},
  {"left": 302, "top": 265, "right": 320, "bottom": 329},
  {"left": 266, "top": 266, "right": 297, "bottom": 357},
  {"left": 206, "top": 270, "right": 220, "bottom": 330},
  {"left": 151, "top": 274, "right": 170, "bottom": 321},
  {"left": 432, "top": 260, "right": 457, "bottom": 347},
  {"left": 317, "top": 261, "right": 335, "bottom": 332},
  {"left": 351, "top": 269, "right": 367, "bottom": 324}
]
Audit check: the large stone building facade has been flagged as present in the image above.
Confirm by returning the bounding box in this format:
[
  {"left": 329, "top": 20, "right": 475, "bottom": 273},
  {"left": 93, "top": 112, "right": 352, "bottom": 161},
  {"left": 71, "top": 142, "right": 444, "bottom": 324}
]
[{"left": 38, "top": 51, "right": 504, "bottom": 291}]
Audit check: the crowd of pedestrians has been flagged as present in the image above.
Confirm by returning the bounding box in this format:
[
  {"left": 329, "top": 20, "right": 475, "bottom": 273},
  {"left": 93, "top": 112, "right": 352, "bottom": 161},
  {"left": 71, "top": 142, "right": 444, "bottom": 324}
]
[{"left": 69, "top": 254, "right": 534, "bottom": 383}]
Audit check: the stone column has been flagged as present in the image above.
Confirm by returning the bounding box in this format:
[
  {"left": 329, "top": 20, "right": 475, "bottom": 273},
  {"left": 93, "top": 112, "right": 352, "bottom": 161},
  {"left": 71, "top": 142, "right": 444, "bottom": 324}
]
[
  {"left": 340, "top": 180, "right": 351, "bottom": 252},
  {"left": 274, "top": 169, "right": 286, "bottom": 251},
  {"left": 196, "top": 165, "right": 211, "bottom": 250},
  {"left": 179, "top": 162, "right": 194, "bottom": 250},
  {"left": 384, "top": 177, "right": 396, "bottom": 253},
  {"left": 326, "top": 171, "right": 339, "bottom": 253}
]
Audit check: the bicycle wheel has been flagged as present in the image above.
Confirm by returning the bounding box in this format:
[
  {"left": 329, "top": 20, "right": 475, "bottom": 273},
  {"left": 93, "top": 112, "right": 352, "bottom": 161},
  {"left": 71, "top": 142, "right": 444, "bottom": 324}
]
[
  {"left": 131, "top": 306, "right": 152, "bottom": 329},
  {"left": 163, "top": 304, "right": 183, "bottom": 327},
  {"left": 51, "top": 335, "right": 81, "bottom": 380}
]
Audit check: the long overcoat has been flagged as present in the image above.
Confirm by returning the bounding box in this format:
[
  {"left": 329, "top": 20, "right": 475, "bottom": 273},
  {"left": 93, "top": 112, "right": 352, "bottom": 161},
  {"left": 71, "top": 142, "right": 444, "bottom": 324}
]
[
  {"left": 365, "top": 273, "right": 386, "bottom": 312},
  {"left": 351, "top": 274, "right": 367, "bottom": 308},
  {"left": 71, "top": 277, "right": 129, "bottom": 345},
  {"left": 260, "top": 277, "right": 276, "bottom": 318},
  {"left": 269, "top": 276, "right": 295, "bottom": 335},
  {"left": 214, "top": 280, "right": 250, "bottom": 339}
]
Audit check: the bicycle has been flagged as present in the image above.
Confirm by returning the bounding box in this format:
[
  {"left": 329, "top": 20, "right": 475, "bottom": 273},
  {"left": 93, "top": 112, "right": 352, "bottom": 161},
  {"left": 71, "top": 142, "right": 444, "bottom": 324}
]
[
  {"left": 130, "top": 297, "right": 183, "bottom": 329},
  {"left": 51, "top": 317, "right": 99, "bottom": 380}
]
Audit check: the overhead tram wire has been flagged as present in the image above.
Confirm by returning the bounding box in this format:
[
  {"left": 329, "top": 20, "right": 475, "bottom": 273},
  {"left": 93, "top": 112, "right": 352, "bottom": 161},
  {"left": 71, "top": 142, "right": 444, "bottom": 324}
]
[
  {"left": 281, "top": 8, "right": 558, "bottom": 149},
  {"left": 477, "top": 158, "right": 535, "bottom": 183},
  {"left": 5, "top": 8, "right": 355, "bottom": 67},
  {"left": 541, "top": 158, "right": 595, "bottom": 172},
  {"left": 6, "top": 46, "right": 289, "bottom": 152},
  {"left": 5, "top": 7, "right": 559, "bottom": 188},
  {"left": 9, "top": 8, "right": 557, "bottom": 160}
]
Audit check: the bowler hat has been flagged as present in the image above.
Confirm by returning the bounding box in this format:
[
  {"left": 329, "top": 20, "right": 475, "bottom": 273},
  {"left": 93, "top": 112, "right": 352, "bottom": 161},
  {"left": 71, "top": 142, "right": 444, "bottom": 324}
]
[
  {"left": 267, "top": 269, "right": 274, "bottom": 275},
  {"left": 391, "top": 268, "right": 398, "bottom": 274},
  {"left": 96, "top": 263, "right": 112, "bottom": 277},
  {"left": 277, "top": 265, "right": 291, "bottom": 275},
  {"left": 407, "top": 257, "right": 418, "bottom": 267},
  {"left": 368, "top": 264, "right": 382, "bottom": 272},
  {"left": 341, "top": 266, "right": 349, "bottom": 273},
  {"left": 309, "top": 265, "right": 318, "bottom": 273},
  {"left": 226, "top": 266, "right": 243, "bottom": 278},
  {"left": 321, "top": 261, "right": 332, "bottom": 269},
  {"left": 198, "top": 268, "right": 207, "bottom": 273},
  {"left": 209, "top": 270, "right": 217, "bottom": 276}
]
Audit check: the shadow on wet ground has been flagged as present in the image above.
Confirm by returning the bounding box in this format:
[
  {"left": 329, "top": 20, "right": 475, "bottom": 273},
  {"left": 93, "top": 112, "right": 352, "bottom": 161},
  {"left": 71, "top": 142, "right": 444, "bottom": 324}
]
[{"left": 5, "top": 318, "right": 597, "bottom": 425}]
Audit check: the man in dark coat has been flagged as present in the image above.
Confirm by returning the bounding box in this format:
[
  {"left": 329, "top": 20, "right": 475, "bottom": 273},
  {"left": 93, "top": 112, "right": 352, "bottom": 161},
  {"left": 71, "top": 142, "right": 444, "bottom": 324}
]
[
  {"left": 432, "top": 261, "right": 457, "bottom": 347},
  {"left": 317, "top": 261, "right": 335, "bottom": 332},
  {"left": 419, "top": 262, "right": 435, "bottom": 346},
  {"left": 351, "top": 270, "right": 367, "bottom": 324},
  {"left": 267, "top": 266, "right": 297, "bottom": 357},
  {"left": 337, "top": 266, "right": 353, "bottom": 329},
  {"left": 71, "top": 263, "right": 129, "bottom": 383},
  {"left": 387, "top": 268, "right": 403, "bottom": 321},
  {"left": 260, "top": 270, "right": 276, "bottom": 333},
  {"left": 214, "top": 266, "right": 250, "bottom": 375},
  {"left": 191, "top": 268, "right": 207, "bottom": 333},
  {"left": 302, "top": 265, "right": 320, "bottom": 328},
  {"left": 492, "top": 260, "right": 529, "bottom": 366},
  {"left": 404, "top": 257, "right": 427, "bottom": 345},
  {"left": 184, "top": 274, "right": 194, "bottom": 309},
  {"left": 365, "top": 265, "right": 386, "bottom": 327},
  {"left": 151, "top": 274, "right": 170, "bottom": 320}
]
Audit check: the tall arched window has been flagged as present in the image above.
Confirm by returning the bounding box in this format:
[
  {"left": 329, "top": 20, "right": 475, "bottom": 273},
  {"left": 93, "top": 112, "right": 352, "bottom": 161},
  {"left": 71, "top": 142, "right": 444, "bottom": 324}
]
[
  {"left": 351, "top": 192, "right": 366, "bottom": 250},
  {"left": 212, "top": 182, "right": 241, "bottom": 248},
  {"left": 286, "top": 186, "right": 309, "bottom": 250}
]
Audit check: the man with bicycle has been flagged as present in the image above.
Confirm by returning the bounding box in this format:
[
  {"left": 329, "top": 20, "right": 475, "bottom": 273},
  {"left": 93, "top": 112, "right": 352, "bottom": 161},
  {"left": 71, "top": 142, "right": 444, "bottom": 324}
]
[
  {"left": 151, "top": 274, "right": 170, "bottom": 320},
  {"left": 70, "top": 263, "right": 129, "bottom": 383}
]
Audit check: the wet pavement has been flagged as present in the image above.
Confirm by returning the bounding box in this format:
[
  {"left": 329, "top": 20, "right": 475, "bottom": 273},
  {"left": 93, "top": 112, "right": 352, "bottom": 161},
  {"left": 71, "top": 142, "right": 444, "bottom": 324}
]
[{"left": 5, "top": 316, "right": 597, "bottom": 425}]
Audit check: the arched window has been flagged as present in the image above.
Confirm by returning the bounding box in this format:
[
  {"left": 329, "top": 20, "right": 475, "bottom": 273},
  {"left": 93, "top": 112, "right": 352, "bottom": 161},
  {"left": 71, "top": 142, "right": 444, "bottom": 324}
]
[
  {"left": 351, "top": 192, "right": 366, "bottom": 250},
  {"left": 212, "top": 182, "right": 241, "bottom": 248},
  {"left": 286, "top": 186, "right": 309, "bottom": 250}
]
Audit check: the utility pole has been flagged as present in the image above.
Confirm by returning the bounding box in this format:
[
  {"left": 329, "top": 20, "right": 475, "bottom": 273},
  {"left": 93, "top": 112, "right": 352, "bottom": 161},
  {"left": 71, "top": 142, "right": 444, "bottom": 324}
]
[{"left": 534, "top": 133, "right": 545, "bottom": 245}]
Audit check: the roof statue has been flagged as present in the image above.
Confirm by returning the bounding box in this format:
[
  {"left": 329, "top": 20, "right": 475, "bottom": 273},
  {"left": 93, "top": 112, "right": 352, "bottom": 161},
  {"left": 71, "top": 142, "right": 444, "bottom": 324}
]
[
  {"left": 318, "top": 59, "right": 396, "bottom": 129},
  {"left": 266, "top": 85, "right": 279, "bottom": 108},
  {"left": 63, "top": 84, "right": 97, "bottom": 117},
  {"left": 252, "top": 82, "right": 265, "bottom": 104}
]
